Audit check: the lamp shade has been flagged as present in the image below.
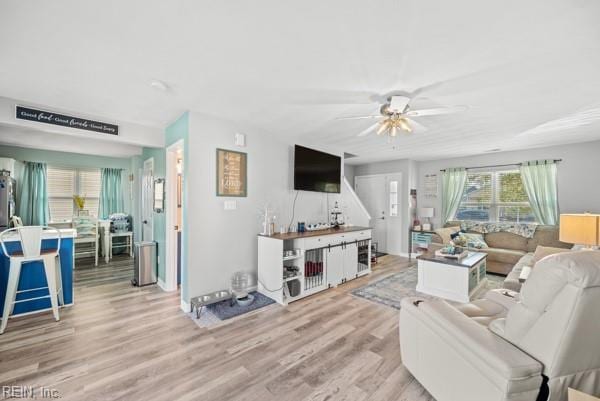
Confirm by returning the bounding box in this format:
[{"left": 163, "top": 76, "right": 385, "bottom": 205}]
[
  {"left": 559, "top": 214, "right": 600, "bottom": 246},
  {"left": 419, "top": 208, "right": 435, "bottom": 218}
]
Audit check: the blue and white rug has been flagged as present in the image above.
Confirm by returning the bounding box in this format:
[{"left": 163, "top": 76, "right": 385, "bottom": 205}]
[{"left": 352, "top": 265, "right": 504, "bottom": 310}]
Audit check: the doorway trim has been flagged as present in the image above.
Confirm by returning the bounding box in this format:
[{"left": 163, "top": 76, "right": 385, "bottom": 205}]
[
  {"left": 141, "top": 157, "right": 154, "bottom": 242},
  {"left": 165, "top": 140, "right": 184, "bottom": 292}
]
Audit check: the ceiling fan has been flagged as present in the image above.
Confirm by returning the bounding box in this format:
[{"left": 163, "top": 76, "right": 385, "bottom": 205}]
[{"left": 337, "top": 95, "right": 468, "bottom": 138}]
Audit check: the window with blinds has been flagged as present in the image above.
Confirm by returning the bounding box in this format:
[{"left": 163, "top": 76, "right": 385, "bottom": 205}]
[
  {"left": 455, "top": 169, "right": 535, "bottom": 223},
  {"left": 47, "top": 166, "right": 102, "bottom": 222}
]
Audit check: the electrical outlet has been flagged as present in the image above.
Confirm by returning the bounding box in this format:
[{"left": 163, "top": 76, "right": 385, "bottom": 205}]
[{"left": 224, "top": 200, "right": 237, "bottom": 210}]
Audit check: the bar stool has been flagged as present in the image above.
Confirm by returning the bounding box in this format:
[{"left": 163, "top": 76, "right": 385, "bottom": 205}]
[{"left": 0, "top": 226, "right": 62, "bottom": 334}]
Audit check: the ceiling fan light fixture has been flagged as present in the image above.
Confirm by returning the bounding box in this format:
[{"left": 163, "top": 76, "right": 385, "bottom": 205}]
[
  {"left": 346, "top": 94, "right": 464, "bottom": 139},
  {"left": 377, "top": 120, "right": 389, "bottom": 135},
  {"left": 395, "top": 117, "right": 409, "bottom": 132}
]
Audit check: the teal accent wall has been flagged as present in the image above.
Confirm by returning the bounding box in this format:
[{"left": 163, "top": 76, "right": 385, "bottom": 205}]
[
  {"left": 140, "top": 112, "right": 189, "bottom": 287},
  {"left": 0, "top": 144, "right": 134, "bottom": 216},
  {"left": 141, "top": 146, "right": 166, "bottom": 280},
  {"left": 165, "top": 112, "right": 189, "bottom": 299}
]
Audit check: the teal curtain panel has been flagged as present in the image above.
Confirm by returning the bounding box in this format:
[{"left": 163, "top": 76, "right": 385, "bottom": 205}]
[
  {"left": 18, "top": 162, "right": 50, "bottom": 226},
  {"left": 441, "top": 167, "right": 467, "bottom": 223},
  {"left": 99, "top": 168, "right": 124, "bottom": 219},
  {"left": 520, "top": 160, "right": 559, "bottom": 225}
]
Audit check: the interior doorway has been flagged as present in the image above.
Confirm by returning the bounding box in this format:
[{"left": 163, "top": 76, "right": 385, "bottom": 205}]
[
  {"left": 355, "top": 173, "right": 403, "bottom": 255},
  {"left": 141, "top": 158, "right": 154, "bottom": 242},
  {"left": 165, "top": 140, "right": 184, "bottom": 292}
]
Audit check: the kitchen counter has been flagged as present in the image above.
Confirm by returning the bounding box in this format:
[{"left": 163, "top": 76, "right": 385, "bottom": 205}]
[
  {"left": 259, "top": 226, "right": 372, "bottom": 241},
  {"left": 0, "top": 228, "right": 77, "bottom": 242},
  {"left": 1, "top": 228, "right": 75, "bottom": 317}
]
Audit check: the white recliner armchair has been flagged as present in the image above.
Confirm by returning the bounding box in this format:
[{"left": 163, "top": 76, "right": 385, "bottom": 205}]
[{"left": 400, "top": 251, "right": 600, "bottom": 401}]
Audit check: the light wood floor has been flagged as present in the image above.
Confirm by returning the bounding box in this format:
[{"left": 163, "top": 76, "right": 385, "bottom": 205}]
[{"left": 0, "top": 255, "right": 434, "bottom": 401}]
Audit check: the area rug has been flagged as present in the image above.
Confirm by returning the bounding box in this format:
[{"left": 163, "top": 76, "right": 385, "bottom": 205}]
[
  {"left": 351, "top": 265, "right": 504, "bottom": 310},
  {"left": 188, "top": 291, "right": 277, "bottom": 328}
]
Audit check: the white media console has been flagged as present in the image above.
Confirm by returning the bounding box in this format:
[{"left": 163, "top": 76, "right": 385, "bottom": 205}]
[{"left": 258, "top": 227, "right": 372, "bottom": 305}]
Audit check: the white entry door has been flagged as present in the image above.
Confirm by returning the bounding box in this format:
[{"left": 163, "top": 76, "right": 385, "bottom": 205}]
[
  {"left": 141, "top": 158, "right": 154, "bottom": 242},
  {"left": 355, "top": 175, "right": 387, "bottom": 252},
  {"left": 355, "top": 173, "right": 403, "bottom": 255}
]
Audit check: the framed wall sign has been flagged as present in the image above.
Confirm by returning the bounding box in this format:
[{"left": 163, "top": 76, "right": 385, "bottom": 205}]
[
  {"left": 216, "top": 148, "right": 247, "bottom": 197},
  {"left": 423, "top": 174, "right": 438, "bottom": 198},
  {"left": 15, "top": 105, "right": 119, "bottom": 135}
]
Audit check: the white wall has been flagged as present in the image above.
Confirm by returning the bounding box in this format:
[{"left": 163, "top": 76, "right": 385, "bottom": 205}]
[
  {"left": 184, "top": 112, "right": 366, "bottom": 300},
  {"left": 417, "top": 140, "right": 600, "bottom": 227},
  {"left": 344, "top": 164, "right": 356, "bottom": 187}
]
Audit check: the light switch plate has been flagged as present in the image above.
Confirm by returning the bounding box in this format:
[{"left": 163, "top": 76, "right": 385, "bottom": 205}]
[
  {"left": 234, "top": 133, "right": 246, "bottom": 147},
  {"left": 224, "top": 200, "right": 237, "bottom": 210}
]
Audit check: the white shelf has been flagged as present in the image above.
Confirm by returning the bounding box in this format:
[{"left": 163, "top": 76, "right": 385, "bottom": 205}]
[
  {"left": 283, "top": 274, "right": 302, "bottom": 282},
  {"left": 259, "top": 230, "right": 372, "bottom": 306},
  {"left": 283, "top": 252, "right": 303, "bottom": 261}
]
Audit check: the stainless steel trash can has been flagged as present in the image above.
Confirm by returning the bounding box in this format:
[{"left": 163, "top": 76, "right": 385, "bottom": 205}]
[{"left": 132, "top": 241, "right": 157, "bottom": 286}]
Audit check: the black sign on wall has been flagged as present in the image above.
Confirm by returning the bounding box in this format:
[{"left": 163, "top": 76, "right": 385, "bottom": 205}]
[{"left": 15, "top": 106, "right": 119, "bottom": 135}]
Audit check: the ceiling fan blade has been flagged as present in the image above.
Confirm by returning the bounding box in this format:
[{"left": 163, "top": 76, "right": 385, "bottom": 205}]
[
  {"left": 336, "top": 115, "right": 381, "bottom": 121},
  {"left": 357, "top": 122, "right": 379, "bottom": 137},
  {"left": 406, "top": 118, "right": 427, "bottom": 133},
  {"left": 405, "top": 105, "right": 468, "bottom": 117}
]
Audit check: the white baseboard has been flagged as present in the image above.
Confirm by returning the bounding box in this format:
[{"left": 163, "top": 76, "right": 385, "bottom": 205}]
[
  {"left": 157, "top": 278, "right": 178, "bottom": 292},
  {"left": 180, "top": 298, "right": 191, "bottom": 313}
]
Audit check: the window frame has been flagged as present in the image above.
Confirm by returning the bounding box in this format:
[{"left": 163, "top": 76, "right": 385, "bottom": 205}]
[
  {"left": 47, "top": 166, "right": 102, "bottom": 223},
  {"left": 389, "top": 179, "right": 399, "bottom": 217},
  {"left": 455, "top": 169, "right": 534, "bottom": 223}
]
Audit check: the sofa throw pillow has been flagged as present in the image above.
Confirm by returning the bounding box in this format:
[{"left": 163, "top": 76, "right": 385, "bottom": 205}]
[
  {"left": 532, "top": 245, "right": 572, "bottom": 266},
  {"left": 460, "top": 233, "right": 488, "bottom": 249},
  {"left": 435, "top": 226, "right": 461, "bottom": 244}
]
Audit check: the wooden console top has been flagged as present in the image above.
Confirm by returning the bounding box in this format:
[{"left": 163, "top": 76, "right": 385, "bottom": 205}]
[{"left": 259, "top": 226, "right": 371, "bottom": 241}]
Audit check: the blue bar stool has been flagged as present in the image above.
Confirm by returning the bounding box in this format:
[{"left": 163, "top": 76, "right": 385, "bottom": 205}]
[{"left": 0, "top": 226, "right": 62, "bottom": 334}]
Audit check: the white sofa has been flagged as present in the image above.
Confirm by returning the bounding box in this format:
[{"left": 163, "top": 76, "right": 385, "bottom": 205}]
[{"left": 400, "top": 251, "right": 600, "bottom": 401}]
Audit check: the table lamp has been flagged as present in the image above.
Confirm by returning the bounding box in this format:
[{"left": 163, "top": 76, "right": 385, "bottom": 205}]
[
  {"left": 559, "top": 213, "right": 600, "bottom": 249},
  {"left": 419, "top": 208, "right": 435, "bottom": 231}
]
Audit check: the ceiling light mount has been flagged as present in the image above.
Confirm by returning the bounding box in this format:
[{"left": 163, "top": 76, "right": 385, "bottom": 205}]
[{"left": 150, "top": 79, "right": 169, "bottom": 92}]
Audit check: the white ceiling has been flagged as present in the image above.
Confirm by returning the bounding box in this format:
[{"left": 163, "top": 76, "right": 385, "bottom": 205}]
[{"left": 1, "top": 0, "right": 600, "bottom": 163}]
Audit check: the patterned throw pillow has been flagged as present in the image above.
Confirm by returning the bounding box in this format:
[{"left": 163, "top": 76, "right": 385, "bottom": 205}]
[
  {"left": 458, "top": 232, "right": 488, "bottom": 249},
  {"left": 435, "top": 226, "right": 461, "bottom": 244}
]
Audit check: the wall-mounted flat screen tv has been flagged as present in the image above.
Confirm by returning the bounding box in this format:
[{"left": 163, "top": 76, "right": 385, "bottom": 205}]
[{"left": 294, "top": 145, "right": 341, "bottom": 193}]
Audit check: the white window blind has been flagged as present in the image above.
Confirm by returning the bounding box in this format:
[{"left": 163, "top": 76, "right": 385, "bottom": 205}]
[
  {"left": 455, "top": 169, "right": 535, "bottom": 223},
  {"left": 47, "top": 166, "right": 102, "bottom": 222},
  {"left": 47, "top": 167, "right": 75, "bottom": 223}
]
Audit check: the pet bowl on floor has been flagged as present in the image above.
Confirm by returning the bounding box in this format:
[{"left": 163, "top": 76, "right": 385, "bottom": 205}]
[{"left": 235, "top": 293, "right": 255, "bottom": 307}]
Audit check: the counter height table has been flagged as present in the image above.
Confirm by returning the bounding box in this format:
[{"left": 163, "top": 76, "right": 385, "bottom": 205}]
[{"left": 0, "top": 228, "right": 76, "bottom": 318}]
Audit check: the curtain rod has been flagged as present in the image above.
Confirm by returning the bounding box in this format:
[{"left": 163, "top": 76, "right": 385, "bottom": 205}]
[{"left": 440, "top": 159, "right": 562, "bottom": 172}]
